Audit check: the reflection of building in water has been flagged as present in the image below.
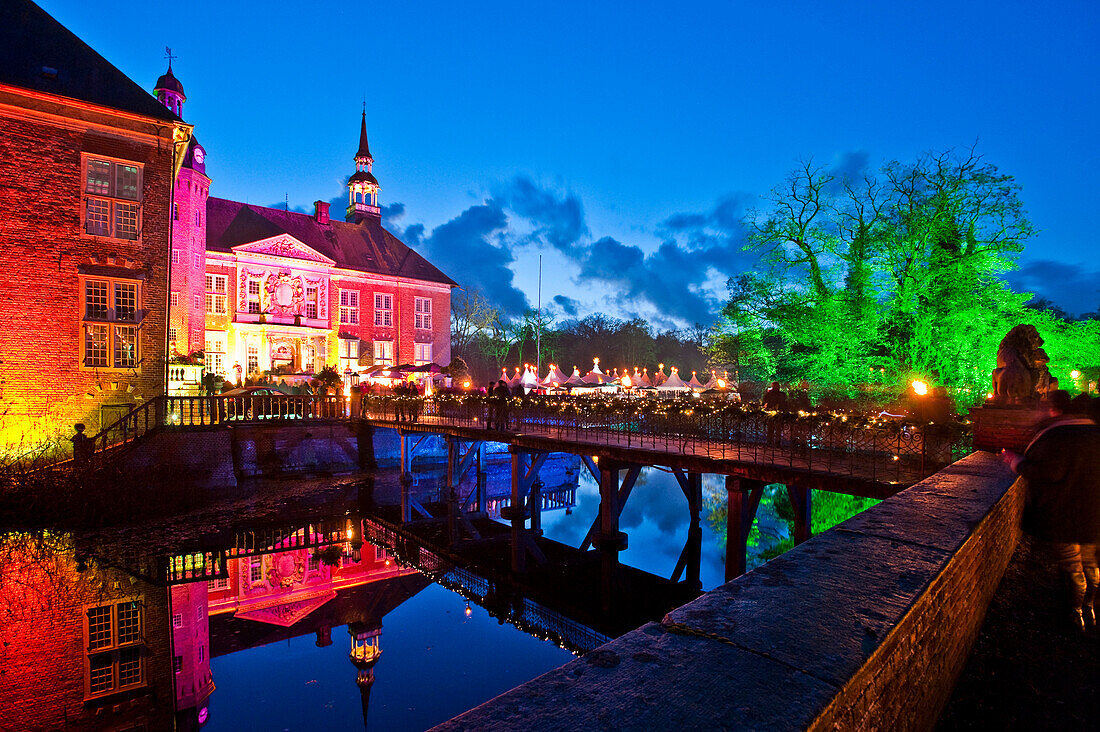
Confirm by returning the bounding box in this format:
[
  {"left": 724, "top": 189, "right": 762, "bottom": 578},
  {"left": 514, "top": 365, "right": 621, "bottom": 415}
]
[
  {"left": 0, "top": 533, "right": 176, "bottom": 730},
  {"left": 180, "top": 523, "right": 427, "bottom": 727}
]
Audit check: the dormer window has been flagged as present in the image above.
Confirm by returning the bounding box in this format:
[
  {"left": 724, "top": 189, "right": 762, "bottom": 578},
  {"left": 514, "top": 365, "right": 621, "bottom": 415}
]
[{"left": 82, "top": 156, "right": 142, "bottom": 240}]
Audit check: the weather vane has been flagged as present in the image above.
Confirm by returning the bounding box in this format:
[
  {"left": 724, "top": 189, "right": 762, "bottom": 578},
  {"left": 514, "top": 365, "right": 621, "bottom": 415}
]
[{"left": 164, "top": 46, "right": 177, "bottom": 67}]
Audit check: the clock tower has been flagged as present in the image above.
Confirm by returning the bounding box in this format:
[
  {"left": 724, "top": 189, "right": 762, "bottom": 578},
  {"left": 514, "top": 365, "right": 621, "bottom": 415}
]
[{"left": 155, "top": 61, "right": 211, "bottom": 362}]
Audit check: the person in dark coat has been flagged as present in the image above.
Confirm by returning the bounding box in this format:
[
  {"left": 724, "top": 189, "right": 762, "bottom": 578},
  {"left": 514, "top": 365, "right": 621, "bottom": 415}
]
[
  {"left": 492, "top": 379, "right": 510, "bottom": 431},
  {"left": 1002, "top": 390, "right": 1100, "bottom": 631}
]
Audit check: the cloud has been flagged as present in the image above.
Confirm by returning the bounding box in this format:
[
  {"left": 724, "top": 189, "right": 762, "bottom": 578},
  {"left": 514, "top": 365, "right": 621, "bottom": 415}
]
[
  {"left": 570, "top": 195, "right": 756, "bottom": 326},
  {"left": 404, "top": 202, "right": 530, "bottom": 316},
  {"left": 553, "top": 294, "right": 580, "bottom": 316},
  {"left": 1005, "top": 259, "right": 1100, "bottom": 316},
  {"left": 493, "top": 176, "right": 588, "bottom": 256}
]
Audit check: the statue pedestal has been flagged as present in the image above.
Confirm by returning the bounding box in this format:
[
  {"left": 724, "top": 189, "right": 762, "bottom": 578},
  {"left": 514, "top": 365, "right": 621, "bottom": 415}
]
[{"left": 970, "top": 405, "right": 1047, "bottom": 453}]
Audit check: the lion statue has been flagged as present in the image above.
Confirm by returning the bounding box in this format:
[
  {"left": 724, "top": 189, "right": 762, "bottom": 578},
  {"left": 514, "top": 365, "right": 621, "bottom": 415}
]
[{"left": 991, "top": 325, "right": 1050, "bottom": 406}]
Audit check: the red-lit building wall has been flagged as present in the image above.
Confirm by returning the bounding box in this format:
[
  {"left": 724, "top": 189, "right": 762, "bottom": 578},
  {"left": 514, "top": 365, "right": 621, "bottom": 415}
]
[
  {"left": 0, "top": 87, "right": 185, "bottom": 445},
  {"left": 0, "top": 535, "right": 174, "bottom": 730}
]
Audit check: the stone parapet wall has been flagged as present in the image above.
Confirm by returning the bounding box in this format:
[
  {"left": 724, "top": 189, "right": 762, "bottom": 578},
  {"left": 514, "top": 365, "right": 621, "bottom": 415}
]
[{"left": 434, "top": 452, "right": 1022, "bottom": 731}]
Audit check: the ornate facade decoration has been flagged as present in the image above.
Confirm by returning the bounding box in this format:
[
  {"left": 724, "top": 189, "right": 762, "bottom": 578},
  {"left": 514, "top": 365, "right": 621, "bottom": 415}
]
[{"left": 264, "top": 270, "right": 305, "bottom": 315}]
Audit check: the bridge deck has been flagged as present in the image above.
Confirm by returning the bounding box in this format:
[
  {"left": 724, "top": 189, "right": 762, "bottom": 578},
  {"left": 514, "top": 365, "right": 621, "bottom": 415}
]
[{"left": 367, "top": 413, "right": 941, "bottom": 498}]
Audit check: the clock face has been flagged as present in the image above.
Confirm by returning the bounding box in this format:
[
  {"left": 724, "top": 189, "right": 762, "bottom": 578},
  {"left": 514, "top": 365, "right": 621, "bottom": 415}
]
[{"left": 193, "top": 147, "right": 205, "bottom": 164}]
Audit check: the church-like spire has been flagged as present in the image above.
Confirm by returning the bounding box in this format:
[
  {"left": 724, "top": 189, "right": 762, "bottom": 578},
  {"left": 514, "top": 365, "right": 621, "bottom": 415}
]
[
  {"left": 347, "top": 109, "right": 381, "bottom": 223},
  {"left": 356, "top": 110, "right": 373, "bottom": 163}
]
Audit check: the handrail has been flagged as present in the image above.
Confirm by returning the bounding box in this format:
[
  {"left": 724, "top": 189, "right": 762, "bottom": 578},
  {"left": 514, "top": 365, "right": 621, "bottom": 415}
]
[{"left": 71, "top": 393, "right": 971, "bottom": 486}]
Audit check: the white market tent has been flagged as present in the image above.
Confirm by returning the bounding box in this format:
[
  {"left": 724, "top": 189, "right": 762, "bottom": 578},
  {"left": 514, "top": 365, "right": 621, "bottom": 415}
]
[
  {"left": 652, "top": 366, "right": 668, "bottom": 387},
  {"left": 637, "top": 368, "right": 653, "bottom": 388},
  {"left": 656, "top": 368, "right": 690, "bottom": 392},
  {"left": 687, "top": 371, "right": 706, "bottom": 391},
  {"left": 564, "top": 367, "right": 587, "bottom": 387},
  {"left": 506, "top": 368, "right": 523, "bottom": 389},
  {"left": 520, "top": 366, "right": 539, "bottom": 390},
  {"left": 541, "top": 363, "right": 569, "bottom": 387},
  {"left": 582, "top": 359, "right": 611, "bottom": 384}
]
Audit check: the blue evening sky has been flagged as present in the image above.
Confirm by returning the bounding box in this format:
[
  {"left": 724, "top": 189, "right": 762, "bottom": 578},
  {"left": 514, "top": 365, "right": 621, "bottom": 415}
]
[{"left": 39, "top": 0, "right": 1100, "bottom": 324}]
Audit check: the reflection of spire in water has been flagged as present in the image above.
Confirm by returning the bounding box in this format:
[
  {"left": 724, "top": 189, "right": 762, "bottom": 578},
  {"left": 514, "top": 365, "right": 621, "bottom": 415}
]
[{"left": 348, "top": 621, "right": 382, "bottom": 728}]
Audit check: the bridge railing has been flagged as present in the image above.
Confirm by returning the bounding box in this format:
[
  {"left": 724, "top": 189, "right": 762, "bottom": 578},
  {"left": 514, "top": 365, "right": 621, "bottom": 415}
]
[{"left": 362, "top": 394, "right": 972, "bottom": 485}]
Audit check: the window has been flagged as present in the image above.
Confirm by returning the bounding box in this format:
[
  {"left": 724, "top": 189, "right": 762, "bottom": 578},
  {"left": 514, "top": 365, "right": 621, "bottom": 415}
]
[
  {"left": 373, "top": 293, "right": 392, "bottom": 327},
  {"left": 171, "top": 250, "right": 180, "bottom": 265},
  {"left": 415, "top": 343, "right": 432, "bottom": 365},
  {"left": 414, "top": 297, "right": 432, "bottom": 329},
  {"left": 195, "top": 209, "right": 201, "bottom": 227},
  {"left": 172, "top": 613, "right": 183, "bottom": 629},
  {"left": 173, "top": 203, "right": 179, "bottom": 221},
  {"left": 83, "top": 157, "right": 141, "bottom": 240},
  {"left": 340, "top": 289, "right": 359, "bottom": 324},
  {"left": 168, "top": 327, "right": 178, "bottom": 343},
  {"left": 205, "top": 334, "right": 226, "bottom": 378},
  {"left": 305, "top": 285, "right": 318, "bottom": 320},
  {"left": 173, "top": 656, "right": 183, "bottom": 674},
  {"left": 170, "top": 292, "right": 180, "bottom": 308},
  {"left": 193, "top": 254, "right": 202, "bottom": 268},
  {"left": 247, "top": 278, "right": 262, "bottom": 314},
  {"left": 205, "top": 274, "right": 227, "bottom": 314},
  {"left": 208, "top": 577, "right": 231, "bottom": 591},
  {"left": 308, "top": 554, "right": 320, "bottom": 572},
  {"left": 339, "top": 338, "right": 359, "bottom": 373},
  {"left": 246, "top": 343, "right": 259, "bottom": 375},
  {"left": 85, "top": 600, "right": 145, "bottom": 698},
  {"left": 304, "top": 343, "right": 316, "bottom": 373},
  {"left": 249, "top": 557, "right": 264, "bottom": 584},
  {"left": 373, "top": 340, "right": 393, "bottom": 367},
  {"left": 193, "top": 295, "right": 202, "bottom": 311},
  {"left": 82, "top": 278, "right": 140, "bottom": 369}
]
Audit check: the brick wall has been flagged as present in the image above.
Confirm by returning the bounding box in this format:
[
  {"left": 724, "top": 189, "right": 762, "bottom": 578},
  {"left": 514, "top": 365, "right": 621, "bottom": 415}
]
[
  {"left": 0, "top": 103, "right": 176, "bottom": 446},
  {"left": 0, "top": 534, "right": 174, "bottom": 730}
]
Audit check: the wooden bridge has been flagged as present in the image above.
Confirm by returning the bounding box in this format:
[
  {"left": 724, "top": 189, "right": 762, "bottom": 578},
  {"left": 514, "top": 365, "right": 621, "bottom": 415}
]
[{"left": 75, "top": 392, "right": 971, "bottom": 581}]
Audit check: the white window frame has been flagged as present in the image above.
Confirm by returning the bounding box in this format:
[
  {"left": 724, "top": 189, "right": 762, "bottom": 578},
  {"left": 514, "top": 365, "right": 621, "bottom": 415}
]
[
  {"left": 205, "top": 332, "right": 227, "bottom": 378},
  {"left": 247, "top": 277, "right": 263, "bottom": 314},
  {"left": 83, "top": 598, "right": 146, "bottom": 700},
  {"left": 373, "top": 340, "right": 394, "bottom": 367},
  {"left": 414, "top": 342, "right": 432, "bottom": 365},
  {"left": 81, "top": 276, "right": 141, "bottom": 370},
  {"left": 169, "top": 291, "right": 180, "bottom": 308},
  {"left": 305, "top": 285, "right": 318, "bottom": 320},
  {"left": 373, "top": 292, "right": 393, "bottom": 327},
  {"left": 414, "top": 297, "right": 432, "bottom": 330},
  {"left": 205, "top": 274, "right": 227, "bottom": 314},
  {"left": 340, "top": 289, "right": 360, "bottom": 325},
  {"left": 81, "top": 156, "right": 142, "bottom": 241}
]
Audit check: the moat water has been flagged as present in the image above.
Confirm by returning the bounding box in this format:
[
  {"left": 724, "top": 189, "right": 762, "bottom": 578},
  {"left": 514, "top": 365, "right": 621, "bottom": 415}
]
[{"left": 0, "top": 448, "right": 866, "bottom": 730}]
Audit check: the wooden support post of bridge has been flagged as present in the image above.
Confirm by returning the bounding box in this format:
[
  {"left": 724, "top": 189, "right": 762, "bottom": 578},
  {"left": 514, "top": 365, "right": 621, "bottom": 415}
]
[
  {"left": 399, "top": 432, "right": 433, "bottom": 523},
  {"left": 671, "top": 470, "right": 704, "bottom": 590},
  {"left": 725, "top": 475, "right": 766, "bottom": 582},
  {"left": 356, "top": 422, "right": 377, "bottom": 470},
  {"left": 787, "top": 483, "right": 813, "bottom": 545},
  {"left": 446, "top": 436, "right": 485, "bottom": 544},
  {"left": 505, "top": 447, "right": 549, "bottom": 573},
  {"left": 580, "top": 458, "right": 639, "bottom": 553}
]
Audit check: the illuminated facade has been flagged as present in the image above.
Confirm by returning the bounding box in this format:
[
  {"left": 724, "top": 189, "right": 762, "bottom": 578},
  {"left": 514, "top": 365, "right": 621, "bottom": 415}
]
[
  {"left": 161, "top": 77, "right": 455, "bottom": 382},
  {"left": 0, "top": 0, "right": 191, "bottom": 444}
]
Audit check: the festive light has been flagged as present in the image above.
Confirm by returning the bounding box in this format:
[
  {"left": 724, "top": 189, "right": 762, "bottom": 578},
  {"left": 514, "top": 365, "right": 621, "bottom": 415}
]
[
  {"left": 1070, "top": 369, "right": 1081, "bottom": 379},
  {"left": 911, "top": 380, "right": 928, "bottom": 396}
]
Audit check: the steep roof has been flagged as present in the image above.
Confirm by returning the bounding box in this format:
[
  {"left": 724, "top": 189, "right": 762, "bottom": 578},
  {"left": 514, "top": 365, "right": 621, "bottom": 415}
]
[
  {"left": 0, "top": 0, "right": 179, "bottom": 123},
  {"left": 356, "top": 111, "right": 373, "bottom": 160},
  {"left": 206, "top": 197, "right": 456, "bottom": 287},
  {"left": 154, "top": 64, "right": 185, "bottom": 98}
]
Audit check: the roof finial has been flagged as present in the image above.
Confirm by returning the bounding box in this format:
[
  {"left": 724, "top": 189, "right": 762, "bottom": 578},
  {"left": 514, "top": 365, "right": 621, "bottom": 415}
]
[{"left": 164, "top": 46, "right": 177, "bottom": 71}]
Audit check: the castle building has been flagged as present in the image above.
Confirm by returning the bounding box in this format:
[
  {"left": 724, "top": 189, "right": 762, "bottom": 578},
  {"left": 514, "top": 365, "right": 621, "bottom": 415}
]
[
  {"left": 0, "top": 0, "right": 191, "bottom": 444},
  {"left": 162, "top": 77, "right": 455, "bottom": 384}
]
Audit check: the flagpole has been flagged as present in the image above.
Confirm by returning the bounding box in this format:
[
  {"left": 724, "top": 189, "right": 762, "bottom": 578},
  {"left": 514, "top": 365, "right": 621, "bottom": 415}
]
[{"left": 536, "top": 254, "right": 542, "bottom": 379}]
